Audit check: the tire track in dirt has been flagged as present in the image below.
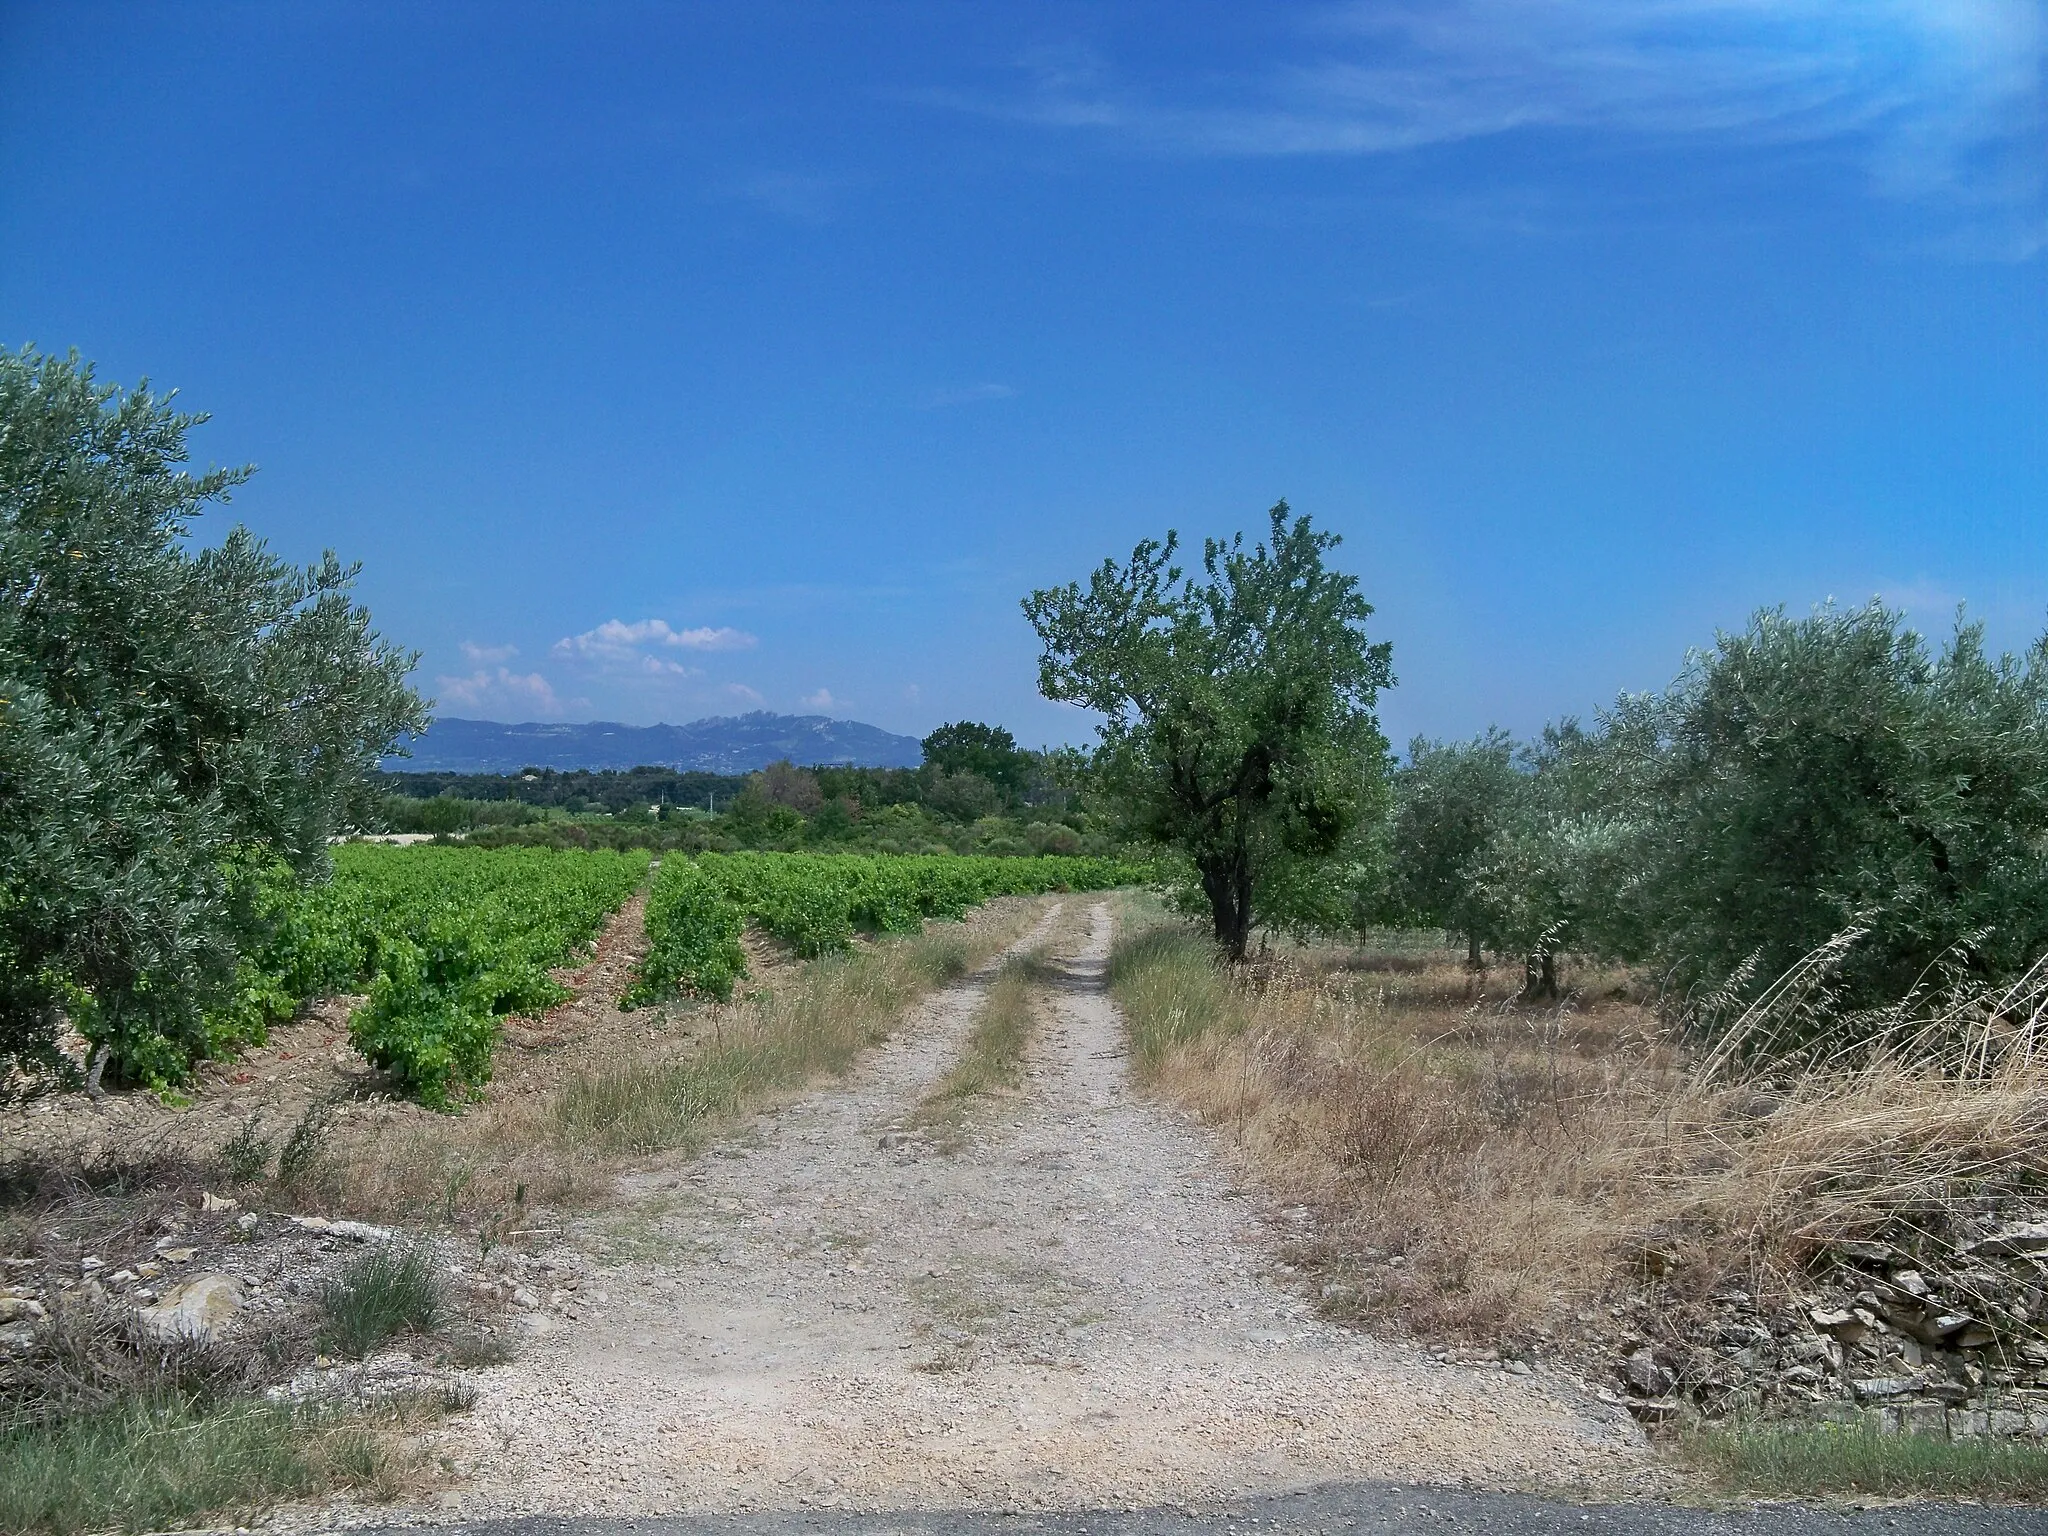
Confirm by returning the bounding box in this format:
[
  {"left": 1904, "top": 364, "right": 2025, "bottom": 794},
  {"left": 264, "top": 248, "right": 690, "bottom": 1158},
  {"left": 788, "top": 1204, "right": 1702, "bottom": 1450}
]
[{"left": 418, "top": 902, "right": 1647, "bottom": 1521}]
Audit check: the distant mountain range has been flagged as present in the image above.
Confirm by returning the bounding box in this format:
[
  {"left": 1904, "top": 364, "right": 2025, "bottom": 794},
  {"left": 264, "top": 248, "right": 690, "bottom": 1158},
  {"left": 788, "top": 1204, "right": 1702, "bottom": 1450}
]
[{"left": 384, "top": 713, "right": 925, "bottom": 774}]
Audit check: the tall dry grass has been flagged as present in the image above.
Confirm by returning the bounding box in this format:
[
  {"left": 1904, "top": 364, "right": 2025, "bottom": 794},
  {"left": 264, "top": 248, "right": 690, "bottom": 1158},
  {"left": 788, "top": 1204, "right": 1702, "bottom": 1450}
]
[
  {"left": 1109, "top": 902, "right": 2048, "bottom": 1351},
  {"left": 554, "top": 926, "right": 974, "bottom": 1155}
]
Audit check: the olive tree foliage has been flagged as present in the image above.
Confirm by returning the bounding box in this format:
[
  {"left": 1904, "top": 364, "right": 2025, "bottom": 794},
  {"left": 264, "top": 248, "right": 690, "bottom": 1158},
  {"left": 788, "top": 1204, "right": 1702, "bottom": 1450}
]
[
  {"left": 1616, "top": 603, "right": 2048, "bottom": 1023},
  {"left": 1024, "top": 502, "right": 1393, "bottom": 959},
  {"left": 1407, "top": 603, "right": 2048, "bottom": 1039},
  {"left": 0, "top": 347, "right": 427, "bottom": 1090},
  {"left": 1466, "top": 720, "right": 1654, "bottom": 999},
  {"left": 1383, "top": 730, "right": 1524, "bottom": 967}
]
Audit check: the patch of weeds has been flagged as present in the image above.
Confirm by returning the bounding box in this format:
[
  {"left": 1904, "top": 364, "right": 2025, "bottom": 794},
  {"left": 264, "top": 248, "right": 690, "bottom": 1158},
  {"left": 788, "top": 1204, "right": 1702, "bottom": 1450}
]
[
  {"left": 317, "top": 1244, "right": 445, "bottom": 1358},
  {"left": 911, "top": 950, "right": 1051, "bottom": 1143},
  {"left": 217, "top": 1114, "right": 273, "bottom": 1185},
  {"left": 276, "top": 1101, "right": 337, "bottom": 1191},
  {"left": 1684, "top": 1418, "right": 2048, "bottom": 1500},
  {"left": 0, "top": 1393, "right": 421, "bottom": 1536},
  {"left": 552, "top": 917, "right": 1026, "bottom": 1156}
]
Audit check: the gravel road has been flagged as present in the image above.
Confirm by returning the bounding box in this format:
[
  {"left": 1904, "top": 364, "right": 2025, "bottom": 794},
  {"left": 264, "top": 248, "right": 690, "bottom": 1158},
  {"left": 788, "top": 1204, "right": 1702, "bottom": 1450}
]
[{"left": 392, "top": 899, "right": 1666, "bottom": 1526}]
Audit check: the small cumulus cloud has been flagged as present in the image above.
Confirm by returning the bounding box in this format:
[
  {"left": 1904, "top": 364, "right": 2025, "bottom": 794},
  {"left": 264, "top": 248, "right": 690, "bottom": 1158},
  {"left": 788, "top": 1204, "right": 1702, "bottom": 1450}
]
[
  {"left": 726, "top": 682, "right": 766, "bottom": 706},
  {"left": 459, "top": 640, "right": 518, "bottom": 664},
  {"left": 553, "top": 619, "right": 758, "bottom": 664},
  {"left": 434, "top": 668, "right": 563, "bottom": 717},
  {"left": 801, "top": 688, "right": 837, "bottom": 710},
  {"left": 923, "top": 382, "right": 1017, "bottom": 409}
]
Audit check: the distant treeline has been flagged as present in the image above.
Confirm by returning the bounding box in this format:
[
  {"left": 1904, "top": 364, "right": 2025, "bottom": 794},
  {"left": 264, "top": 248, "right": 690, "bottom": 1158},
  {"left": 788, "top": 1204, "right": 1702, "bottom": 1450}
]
[
  {"left": 367, "top": 722, "right": 1110, "bottom": 858},
  {"left": 375, "top": 765, "right": 750, "bottom": 815}
]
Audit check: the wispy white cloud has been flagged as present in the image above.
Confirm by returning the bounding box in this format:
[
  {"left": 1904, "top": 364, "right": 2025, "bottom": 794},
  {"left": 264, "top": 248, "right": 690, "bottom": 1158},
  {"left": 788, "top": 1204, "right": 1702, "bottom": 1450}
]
[
  {"left": 726, "top": 682, "right": 766, "bottom": 707},
  {"left": 434, "top": 667, "right": 564, "bottom": 717},
  {"left": 553, "top": 618, "right": 758, "bottom": 665},
  {"left": 801, "top": 687, "right": 837, "bottom": 710},
  {"left": 961, "top": 2, "right": 2045, "bottom": 248},
  {"left": 924, "top": 382, "right": 1017, "bottom": 409},
  {"left": 1874, "top": 578, "right": 1965, "bottom": 617},
  {"left": 459, "top": 639, "right": 518, "bottom": 664},
  {"left": 730, "top": 171, "right": 847, "bottom": 223}
]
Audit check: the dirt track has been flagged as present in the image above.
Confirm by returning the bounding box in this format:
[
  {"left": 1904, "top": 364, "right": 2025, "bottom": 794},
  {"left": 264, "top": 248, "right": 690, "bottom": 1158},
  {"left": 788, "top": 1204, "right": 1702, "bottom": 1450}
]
[{"left": 396, "top": 900, "right": 1646, "bottom": 1521}]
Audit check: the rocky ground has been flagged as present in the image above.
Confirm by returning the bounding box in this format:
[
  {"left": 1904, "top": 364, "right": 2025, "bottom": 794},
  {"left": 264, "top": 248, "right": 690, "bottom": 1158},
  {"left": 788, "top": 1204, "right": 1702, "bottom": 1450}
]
[{"left": 1606, "top": 1215, "right": 2048, "bottom": 1440}]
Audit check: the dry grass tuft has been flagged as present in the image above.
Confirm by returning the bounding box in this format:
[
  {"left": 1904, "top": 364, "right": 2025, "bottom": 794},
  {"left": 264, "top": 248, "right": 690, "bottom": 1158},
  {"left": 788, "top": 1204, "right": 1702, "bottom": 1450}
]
[{"left": 553, "top": 926, "right": 976, "bottom": 1155}]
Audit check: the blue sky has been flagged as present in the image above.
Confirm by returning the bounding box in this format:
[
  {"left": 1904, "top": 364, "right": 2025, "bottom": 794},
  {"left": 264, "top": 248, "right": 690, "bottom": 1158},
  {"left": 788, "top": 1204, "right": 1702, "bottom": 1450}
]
[{"left": 2, "top": 1, "right": 2043, "bottom": 749}]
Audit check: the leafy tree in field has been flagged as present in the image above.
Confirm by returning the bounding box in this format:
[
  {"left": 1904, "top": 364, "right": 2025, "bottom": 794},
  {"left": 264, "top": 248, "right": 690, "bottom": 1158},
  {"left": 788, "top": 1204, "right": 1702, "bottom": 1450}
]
[
  {"left": 921, "top": 720, "right": 1030, "bottom": 801},
  {"left": 1618, "top": 603, "right": 2048, "bottom": 1024},
  {"left": 921, "top": 767, "right": 1005, "bottom": 822},
  {"left": 0, "top": 346, "right": 426, "bottom": 1090},
  {"left": 1464, "top": 721, "right": 1657, "bottom": 999},
  {"left": 1024, "top": 501, "right": 1393, "bottom": 958},
  {"left": 751, "top": 759, "right": 825, "bottom": 815},
  {"left": 1384, "top": 730, "right": 1524, "bottom": 967}
]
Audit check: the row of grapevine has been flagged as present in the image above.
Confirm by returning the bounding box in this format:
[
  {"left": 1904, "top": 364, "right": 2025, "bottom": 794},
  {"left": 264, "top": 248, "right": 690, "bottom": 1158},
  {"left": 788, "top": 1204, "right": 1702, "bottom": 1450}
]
[
  {"left": 628, "top": 851, "right": 1142, "bottom": 1004},
  {"left": 225, "top": 845, "right": 649, "bottom": 1106}
]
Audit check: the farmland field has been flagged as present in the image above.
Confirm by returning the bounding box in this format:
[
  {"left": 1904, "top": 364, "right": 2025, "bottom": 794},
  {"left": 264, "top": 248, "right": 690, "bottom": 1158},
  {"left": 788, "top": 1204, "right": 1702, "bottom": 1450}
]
[
  {"left": 226, "top": 845, "right": 652, "bottom": 1105},
  {"left": 220, "top": 846, "right": 1141, "bottom": 1105},
  {"left": 630, "top": 850, "right": 1144, "bottom": 1003}
]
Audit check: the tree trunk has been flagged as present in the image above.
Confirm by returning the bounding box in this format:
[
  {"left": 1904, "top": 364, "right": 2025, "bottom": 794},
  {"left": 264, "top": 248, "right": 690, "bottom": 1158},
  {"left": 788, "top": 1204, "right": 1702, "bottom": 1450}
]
[
  {"left": 1465, "top": 931, "right": 1483, "bottom": 970},
  {"left": 1201, "top": 860, "right": 1255, "bottom": 963},
  {"left": 1521, "top": 950, "right": 1559, "bottom": 1002}
]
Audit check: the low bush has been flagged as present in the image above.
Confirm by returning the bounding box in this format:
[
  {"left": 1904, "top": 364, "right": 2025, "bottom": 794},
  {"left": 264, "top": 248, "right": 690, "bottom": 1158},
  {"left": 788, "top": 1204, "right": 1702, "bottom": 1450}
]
[
  {"left": 623, "top": 858, "right": 746, "bottom": 1006},
  {"left": 626, "top": 851, "right": 1140, "bottom": 1006}
]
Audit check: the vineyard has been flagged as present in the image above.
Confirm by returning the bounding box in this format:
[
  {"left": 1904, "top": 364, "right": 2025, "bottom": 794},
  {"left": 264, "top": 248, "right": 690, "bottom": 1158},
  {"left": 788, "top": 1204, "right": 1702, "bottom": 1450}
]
[
  {"left": 225, "top": 846, "right": 650, "bottom": 1106},
  {"left": 215, "top": 846, "right": 1138, "bottom": 1107},
  {"left": 628, "top": 851, "right": 1142, "bottom": 1004}
]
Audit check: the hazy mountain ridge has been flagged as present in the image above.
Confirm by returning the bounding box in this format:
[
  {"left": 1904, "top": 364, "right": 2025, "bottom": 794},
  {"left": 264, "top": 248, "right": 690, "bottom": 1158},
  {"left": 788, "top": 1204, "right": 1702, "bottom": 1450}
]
[{"left": 385, "top": 713, "right": 925, "bottom": 774}]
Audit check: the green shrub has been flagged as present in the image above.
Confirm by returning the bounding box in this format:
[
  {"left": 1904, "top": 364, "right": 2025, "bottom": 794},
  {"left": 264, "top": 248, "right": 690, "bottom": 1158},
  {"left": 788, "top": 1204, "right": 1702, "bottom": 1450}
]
[
  {"left": 623, "top": 851, "right": 1140, "bottom": 1009},
  {"left": 215, "top": 1114, "right": 272, "bottom": 1185}
]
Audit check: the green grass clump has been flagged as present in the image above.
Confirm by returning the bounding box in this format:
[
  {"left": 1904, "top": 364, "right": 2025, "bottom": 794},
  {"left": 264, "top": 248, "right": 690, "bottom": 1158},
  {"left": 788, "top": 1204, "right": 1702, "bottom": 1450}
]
[
  {"left": 915, "top": 951, "right": 1052, "bottom": 1126},
  {"left": 0, "top": 1395, "right": 406, "bottom": 1536},
  {"left": 1106, "top": 920, "right": 1245, "bottom": 1073},
  {"left": 1687, "top": 1418, "right": 2048, "bottom": 1500},
  {"left": 317, "top": 1244, "right": 445, "bottom": 1358}
]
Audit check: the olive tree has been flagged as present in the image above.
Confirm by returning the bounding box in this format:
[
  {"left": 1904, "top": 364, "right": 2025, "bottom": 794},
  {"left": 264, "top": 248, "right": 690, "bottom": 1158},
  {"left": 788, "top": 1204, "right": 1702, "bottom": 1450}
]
[
  {"left": 1383, "top": 729, "right": 1524, "bottom": 967},
  {"left": 1024, "top": 501, "right": 1393, "bottom": 958},
  {"left": 0, "top": 346, "right": 427, "bottom": 1089},
  {"left": 1621, "top": 603, "right": 2048, "bottom": 1021}
]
